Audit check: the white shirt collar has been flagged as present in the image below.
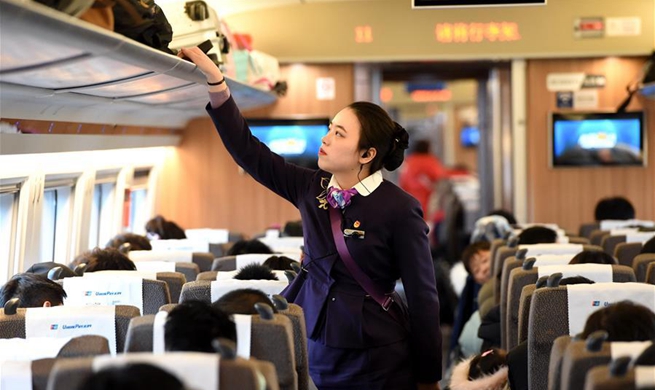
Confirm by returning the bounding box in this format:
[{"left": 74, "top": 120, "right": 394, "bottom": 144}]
[{"left": 327, "top": 170, "right": 383, "bottom": 197}]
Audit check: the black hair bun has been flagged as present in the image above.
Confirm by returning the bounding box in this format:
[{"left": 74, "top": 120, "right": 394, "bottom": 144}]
[{"left": 383, "top": 123, "right": 409, "bottom": 171}]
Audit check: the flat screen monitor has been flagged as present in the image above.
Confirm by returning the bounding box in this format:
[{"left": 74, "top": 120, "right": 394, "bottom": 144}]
[
  {"left": 551, "top": 112, "right": 645, "bottom": 167},
  {"left": 247, "top": 118, "right": 329, "bottom": 168},
  {"left": 460, "top": 126, "right": 480, "bottom": 148}
]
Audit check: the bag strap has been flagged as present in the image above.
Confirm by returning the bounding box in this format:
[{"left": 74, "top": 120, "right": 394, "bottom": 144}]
[{"left": 329, "top": 206, "right": 400, "bottom": 319}]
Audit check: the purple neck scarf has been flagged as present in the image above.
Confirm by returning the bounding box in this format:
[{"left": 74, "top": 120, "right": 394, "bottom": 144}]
[{"left": 327, "top": 186, "right": 358, "bottom": 209}]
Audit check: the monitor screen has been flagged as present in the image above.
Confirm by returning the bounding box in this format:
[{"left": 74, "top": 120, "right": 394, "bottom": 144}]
[
  {"left": 247, "top": 118, "right": 329, "bottom": 168},
  {"left": 460, "top": 126, "right": 480, "bottom": 148},
  {"left": 551, "top": 112, "right": 645, "bottom": 167}
]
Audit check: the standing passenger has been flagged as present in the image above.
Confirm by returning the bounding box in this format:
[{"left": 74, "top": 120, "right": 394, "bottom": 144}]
[
  {"left": 399, "top": 139, "right": 447, "bottom": 219},
  {"left": 179, "top": 47, "right": 442, "bottom": 390}
]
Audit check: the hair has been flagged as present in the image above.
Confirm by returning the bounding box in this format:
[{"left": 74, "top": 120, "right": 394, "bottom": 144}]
[
  {"left": 559, "top": 276, "right": 595, "bottom": 286},
  {"left": 487, "top": 209, "right": 517, "bottom": 225},
  {"left": 74, "top": 248, "right": 137, "bottom": 272},
  {"left": 234, "top": 264, "right": 278, "bottom": 280},
  {"left": 461, "top": 241, "right": 491, "bottom": 274},
  {"left": 105, "top": 233, "right": 152, "bottom": 252},
  {"left": 145, "top": 215, "right": 187, "bottom": 240},
  {"left": 263, "top": 255, "right": 299, "bottom": 271},
  {"left": 78, "top": 363, "right": 184, "bottom": 390},
  {"left": 24, "top": 262, "right": 77, "bottom": 279},
  {"left": 640, "top": 236, "right": 655, "bottom": 254},
  {"left": 581, "top": 301, "right": 655, "bottom": 341},
  {"left": 282, "top": 220, "right": 303, "bottom": 237},
  {"left": 594, "top": 197, "right": 635, "bottom": 221},
  {"left": 164, "top": 300, "right": 236, "bottom": 353},
  {"left": 468, "top": 348, "right": 508, "bottom": 380},
  {"left": 517, "top": 226, "right": 558, "bottom": 245},
  {"left": 568, "top": 251, "right": 617, "bottom": 265},
  {"left": 412, "top": 139, "right": 431, "bottom": 154},
  {"left": 213, "top": 288, "right": 277, "bottom": 315},
  {"left": 226, "top": 239, "right": 273, "bottom": 256},
  {"left": 348, "top": 101, "right": 409, "bottom": 173},
  {"left": 0, "top": 273, "right": 67, "bottom": 307}
]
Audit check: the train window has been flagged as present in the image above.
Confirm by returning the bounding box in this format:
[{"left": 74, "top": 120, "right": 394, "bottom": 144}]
[
  {"left": 88, "top": 182, "right": 116, "bottom": 249},
  {"left": 126, "top": 168, "right": 151, "bottom": 235},
  {"left": 0, "top": 189, "right": 18, "bottom": 282},
  {"left": 40, "top": 179, "right": 76, "bottom": 263}
]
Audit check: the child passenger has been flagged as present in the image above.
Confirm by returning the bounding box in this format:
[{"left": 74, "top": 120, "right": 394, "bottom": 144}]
[{"left": 179, "top": 47, "right": 442, "bottom": 390}]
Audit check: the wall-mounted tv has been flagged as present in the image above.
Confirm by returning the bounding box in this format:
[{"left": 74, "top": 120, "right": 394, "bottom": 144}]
[
  {"left": 551, "top": 112, "right": 646, "bottom": 167},
  {"left": 460, "top": 126, "right": 480, "bottom": 148},
  {"left": 246, "top": 118, "right": 329, "bottom": 168}
]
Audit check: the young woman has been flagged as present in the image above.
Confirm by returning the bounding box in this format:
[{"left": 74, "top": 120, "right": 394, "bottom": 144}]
[{"left": 180, "top": 47, "right": 442, "bottom": 390}]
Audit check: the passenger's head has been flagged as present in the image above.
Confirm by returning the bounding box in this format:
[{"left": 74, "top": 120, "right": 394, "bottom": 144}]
[
  {"left": 0, "top": 273, "right": 67, "bottom": 308},
  {"left": 105, "top": 233, "right": 152, "bottom": 252},
  {"left": 24, "top": 262, "right": 77, "bottom": 279},
  {"left": 262, "top": 255, "right": 299, "bottom": 271},
  {"left": 320, "top": 102, "right": 408, "bottom": 176},
  {"left": 164, "top": 300, "right": 236, "bottom": 352},
  {"left": 234, "top": 264, "right": 278, "bottom": 280},
  {"left": 467, "top": 348, "right": 508, "bottom": 381},
  {"left": 145, "top": 215, "right": 186, "bottom": 240},
  {"left": 581, "top": 301, "right": 655, "bottom": 341},
  {"left": 594, "top": 197, "right": 635, "bottom": 221},
  {"left": 470, "top": 215, "right": 513, "bottom": 243},
  {"left": 462, "top": 241, "right": 492, "bottom": 284},
  {"left": 213, "top": 288, "right": 277, "bottom": 315},
  {"left": 78, "top": 363, "right": 184, "bottom": 390},
  {"left": 559, "top": 276, "right": 595, "bottom": 286},
  {"left": 226, "top": 239, "right": 273, "bottom": 256},
  {"left": 487, "top": 209, "right": 517, "bottom": 226},
  {"left": 74, "top": 248, "right": 136, "bottom": 272},
  {"left": 518, "top": 226, "right": 558, "bottom": 245},
  {"left": 568, "top": 251, "right": 617, "bottom": 265},
  {"left": 412, "top": 139, "right": 431, "bottom": 154},
  {"left": 641, "top": 236, "right": 655, "bottom": 254},
  {"left": 282, "top": 220, "right": 303, "bottom": 237}
]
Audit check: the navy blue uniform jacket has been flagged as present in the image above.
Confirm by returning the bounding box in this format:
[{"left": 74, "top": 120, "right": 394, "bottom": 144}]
[{"left": 207, "top": 97, "right": 442, "bottom": 383}]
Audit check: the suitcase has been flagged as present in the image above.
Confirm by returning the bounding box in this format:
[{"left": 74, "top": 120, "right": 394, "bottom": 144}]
[{"left": 159, "top": 0, "right": 228, "bottom": 64}]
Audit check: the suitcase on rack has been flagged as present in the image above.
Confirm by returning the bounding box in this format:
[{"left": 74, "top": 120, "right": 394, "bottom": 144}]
[{"left": 159, "top": 0, "right": 228, "bottom": 64}]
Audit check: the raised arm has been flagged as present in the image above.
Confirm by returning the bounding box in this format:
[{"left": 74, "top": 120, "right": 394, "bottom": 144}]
[{"left": 180, "top": 48, "right": 315, "bottom": 206}]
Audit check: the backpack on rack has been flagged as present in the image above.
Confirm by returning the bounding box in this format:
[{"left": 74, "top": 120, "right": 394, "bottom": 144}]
[{"left": 112, "top": 0, "right": 174, "bottom": 54}]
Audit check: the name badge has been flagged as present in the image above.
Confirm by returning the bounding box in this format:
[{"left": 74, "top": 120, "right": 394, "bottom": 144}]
[{"left": 344, "top": 229, "right": 365, "bottom": 239}]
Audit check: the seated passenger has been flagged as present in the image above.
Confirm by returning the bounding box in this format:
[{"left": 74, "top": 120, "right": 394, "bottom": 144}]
[
  {"left": 0, "top": 273, "right": 67, "bottom": 307},
  {"left": 226, "top": 239, "right": 273, "bottom": 256},
  {"left": 517, "top": 226, "right": 558, "bottom": 245},
  {"left": 213, "top": 288, "right": 277, "bottom": 315},
  {"left": 450, "top": 348, "right": 508, "bottom": 390},
  {"left": 164, "top": 300, "right": 236, "bottom": 352},
  {"left": 71, "top": 248, "right": 137, "bottom": 272},
  {"left": 105, "top": 233, "right": 152, "bottom": 252},
  {"left": 145, "top": 215, "right": 187, "bottom": 240},
  {"left": 281, "top": 220, "right": 303, "bottom": 237},
  {"left": 580, "top": 300, "right": 655, "bottom": 341},
  {"left": 641, "top": 236, "right": 655, "bottom": 254},
  {"left": 234, "top": 264, "right": 278, "bottom": 280},
  {"left": 262, "top": 255, "right": 299, "bottom": 271},
  {"left": 79, "top": 363, "right": 184, "bottom": 390},
  {"left": 568, "top": 250, "right": 617, "bottom": 265},
  {"left": 24, "top": 262, "right": 77, "bottom": 279},
  {"left": 594, "top": 196, "right": 635, "bottom": 221}
]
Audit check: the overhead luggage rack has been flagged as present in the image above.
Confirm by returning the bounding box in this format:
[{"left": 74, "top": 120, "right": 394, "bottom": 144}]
[{"left": 0, "top": 0, "right": 276, "bottom": 128}]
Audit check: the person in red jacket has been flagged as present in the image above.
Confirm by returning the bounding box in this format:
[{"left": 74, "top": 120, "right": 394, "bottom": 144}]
[{"left": 399, "top": 140, "right": 447, "bottom": 219}]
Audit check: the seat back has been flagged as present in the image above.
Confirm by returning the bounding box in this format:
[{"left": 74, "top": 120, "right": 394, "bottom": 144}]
[
  {"left": 580, "top": 223, "right": 600, "bottom": 239},
  {"left": 548, "top": 335, "right": 573, "bottom": 390},
  {"left": 46, "top": 355, "right": 275, "bottom": 390},
  {"left": 499, "top": 255, "right": 523, "bottom": 349},
  {"left": 57, "top": 335, "right": 110, "bottom": 358},
  {"left": 211, "top": 256, "right": 237, "bottom": 271},
  {"left": 142, "top": 279, "right": 172, "bottom": 314},
  {"left": 124, "top": 313, "right": 297, "bottom": 390},
  {"left": 155, "top": 272, "right": 186, "bottom": 304},
  {"left": 583, "top": 365, "right": 640, "bottom": 390},
  {"left": 179, "top": 280, "right": 213, "bottom": 303},
  {"left": 493, "top": 247, "right": 517, "bottom": 301},
  {"left": 0, "top": 306, "right": 139, "bottom": 353},
  {"left": 568, "top": 236, "right": 591, "bottom": 245},
  {"left": 507, "top": 264, "right": 635, "bottom": 350},
  {"left": 647, "top": 262, "right": 655, "bottom": 285},
  {"left": 590, "top": 230, "right": 610, "bottom": 246},
  {"left": 561, "top": 340, "right": 652, "bottom": 390},
  {"left": 32, "top": 358, "right": 56, "bottom": 390},
  {"left": 175, "top": 262, "right": 200, "bottom": 285},
  {"left": 616, "top": 243, "right": 644, "bottom": 267},
  {"left": 601, "top": 235, "right": 626, "bottom": 256},
  {"left": 190, "top": 252, "right": 215, "bottom": 272},
  {"left": 197, "top": 271, "right": 219, "bottom": 281},
  {"left": 280, "top": 304, "right": 309, "bottom": 390},
  {"left": 529, "top": 283, "right": 655, "bottom": 390},
  {"left": 517, "top": 284, "right": 536, "bottom": 344},
  {"left": 633, "top": 253, "right": 655, "bottom": 282}
]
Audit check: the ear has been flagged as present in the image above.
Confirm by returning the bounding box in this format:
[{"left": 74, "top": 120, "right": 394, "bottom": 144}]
[
  {"left": 42, "top": 301, "right": 51, "bottom": 307},
  {"left": 358, "top": 147, "right": 376, "bottom": 165}
]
